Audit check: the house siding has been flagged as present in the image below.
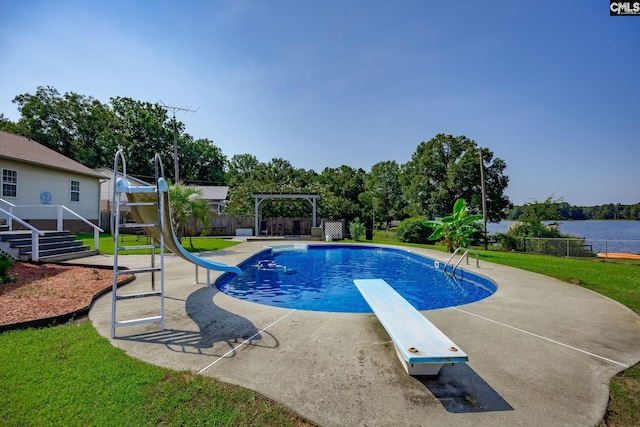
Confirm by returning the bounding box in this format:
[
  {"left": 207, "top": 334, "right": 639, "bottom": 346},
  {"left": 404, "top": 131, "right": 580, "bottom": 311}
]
[
  {"left": 0, "top": 158, "right": 100, "bottom": 223},
  {"left": 96, "top": 168, "right": 151, "bottom": 213}
]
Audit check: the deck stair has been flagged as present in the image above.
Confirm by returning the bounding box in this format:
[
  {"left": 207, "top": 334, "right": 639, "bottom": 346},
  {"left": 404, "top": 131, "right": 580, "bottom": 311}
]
[{"left": 0, "top": 230, "right": 98, "bottom": 262}]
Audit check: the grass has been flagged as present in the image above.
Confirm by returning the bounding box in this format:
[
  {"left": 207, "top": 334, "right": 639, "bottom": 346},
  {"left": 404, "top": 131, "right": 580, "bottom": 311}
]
[
  {"left": 3, "top": 230, "right": 639, "bottom": 425},
  {"left": 0, "top": 320, "right": 306, "bottom": 426},
  {"left": 477, "top": 250, "right": 640, "bottom": 314},
  {"left": 77, "top": 233, "right": 240, "bottom": 255}
]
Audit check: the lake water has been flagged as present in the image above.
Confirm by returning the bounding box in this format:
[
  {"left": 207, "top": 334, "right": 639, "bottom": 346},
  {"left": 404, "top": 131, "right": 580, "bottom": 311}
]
[{"left": 487, "top": 220, "right": 640, "bottom": 254}]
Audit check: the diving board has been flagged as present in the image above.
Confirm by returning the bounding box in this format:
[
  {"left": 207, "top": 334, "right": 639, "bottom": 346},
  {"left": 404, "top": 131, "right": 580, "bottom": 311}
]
[{"left": 354, "top": 279, "right": 467, "bottom": 376}]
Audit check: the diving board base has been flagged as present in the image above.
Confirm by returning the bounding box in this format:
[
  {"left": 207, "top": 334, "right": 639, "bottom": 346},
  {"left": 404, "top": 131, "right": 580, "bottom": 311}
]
[
  {"left": 394, "top": 346, "right": 446, "bottom": 376},
  {"left": 354, "top": 278, "right": 468, "bottom": 376}
]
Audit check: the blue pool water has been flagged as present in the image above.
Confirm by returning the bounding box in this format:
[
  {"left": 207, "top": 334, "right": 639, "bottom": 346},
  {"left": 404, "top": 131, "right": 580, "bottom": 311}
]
[{"left": 215, "top": 244, "right": 497, "bottom": 313}]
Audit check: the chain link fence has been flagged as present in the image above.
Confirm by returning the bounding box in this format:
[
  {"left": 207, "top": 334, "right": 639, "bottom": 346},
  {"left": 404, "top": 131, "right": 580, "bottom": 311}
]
[{"left": 498, "top": 236, "right": 640, "bottom": 261}]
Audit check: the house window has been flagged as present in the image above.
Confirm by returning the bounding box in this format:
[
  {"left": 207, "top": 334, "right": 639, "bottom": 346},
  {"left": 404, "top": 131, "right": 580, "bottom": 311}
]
[
  {"left": 70, "top": 180, "right": 80, "bottom": 202},
  {"left": 2, "top": 169, "right": 17, "bottom": 198}
]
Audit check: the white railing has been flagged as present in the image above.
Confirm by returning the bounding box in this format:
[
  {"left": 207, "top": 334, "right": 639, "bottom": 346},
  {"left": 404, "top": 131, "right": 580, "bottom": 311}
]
[
  {"left": 0, "top": 199, "right": 103, "bottom": 259},
  {"left": 0, "top": 207, "right": 45, "bottom": 261}
]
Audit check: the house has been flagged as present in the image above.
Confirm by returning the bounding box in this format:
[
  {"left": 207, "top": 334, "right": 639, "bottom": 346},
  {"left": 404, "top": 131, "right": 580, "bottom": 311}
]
[
  {"left": 93, "top": 170, "right": 228, "bottom": 214},
  {"left": 95, "top": 167, "right": 151, "bottom": 212},
  {"left": 0, "top": 130, "right": 102, "bottom": 232},
  {"left": 193, "top": 186, "right": 229, "bottom": 213}
]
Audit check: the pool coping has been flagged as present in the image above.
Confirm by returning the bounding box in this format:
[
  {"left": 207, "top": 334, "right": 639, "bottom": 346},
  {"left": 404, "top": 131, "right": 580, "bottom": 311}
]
[{"left": 84, "top": 241, "right": 640, "bottom": 427}]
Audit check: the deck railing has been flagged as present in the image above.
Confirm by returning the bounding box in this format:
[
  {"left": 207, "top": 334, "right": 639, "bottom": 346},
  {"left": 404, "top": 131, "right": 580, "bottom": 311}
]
[
  {"left": 0, "top": 207, "right": 45, "bottom": 261},
  {"left": 0, "top": 198, "right": 103, "bottom": 258}
]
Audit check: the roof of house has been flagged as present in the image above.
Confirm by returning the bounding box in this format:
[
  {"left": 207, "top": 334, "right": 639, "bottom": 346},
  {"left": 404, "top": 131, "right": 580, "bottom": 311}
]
[
  {"left": 0, "top": 130, "right": 103, "bottom": 178},
  {"left": 95, "top": 167, "right": 151, "bottom": 186},
  {"left": 193, "top": 186, "right": 229, "bottom": 201}
]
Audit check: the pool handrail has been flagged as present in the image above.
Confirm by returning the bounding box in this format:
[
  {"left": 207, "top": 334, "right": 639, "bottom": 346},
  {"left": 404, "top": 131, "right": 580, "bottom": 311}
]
[{"left": 443, "top": 247, "right": 479, "bottom": 278}]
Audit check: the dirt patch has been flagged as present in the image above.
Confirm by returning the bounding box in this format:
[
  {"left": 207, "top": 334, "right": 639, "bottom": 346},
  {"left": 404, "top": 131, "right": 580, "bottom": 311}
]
[{"left": 0, "top": 262, "right": 132, "bottom": 326}]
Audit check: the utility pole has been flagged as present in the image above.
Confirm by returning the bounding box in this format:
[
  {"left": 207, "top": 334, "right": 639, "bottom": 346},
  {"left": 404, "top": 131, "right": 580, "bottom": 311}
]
[
  {"left": 159, "top": 101, "right": 197, "bottom": 183},
  {"left": 479, "top": 150, "right": 488, "bottom": 250}
]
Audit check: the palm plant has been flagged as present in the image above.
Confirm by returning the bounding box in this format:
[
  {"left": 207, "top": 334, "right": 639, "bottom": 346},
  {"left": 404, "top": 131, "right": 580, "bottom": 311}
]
[
  {"left": 424, "top": 198, "right": 482, "bottom": 252},
  {"left": 168, "top": 184, "right": 212, "bottom": 248}
]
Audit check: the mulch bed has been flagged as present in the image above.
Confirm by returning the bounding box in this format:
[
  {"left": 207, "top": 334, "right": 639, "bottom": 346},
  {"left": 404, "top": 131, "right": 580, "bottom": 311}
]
[{"left": 0, "top": 262, "right": 133, "bottom": 331}]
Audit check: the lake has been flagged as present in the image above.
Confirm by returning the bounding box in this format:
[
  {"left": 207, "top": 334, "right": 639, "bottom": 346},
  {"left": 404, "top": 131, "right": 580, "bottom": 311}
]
[{"left": 487, "top": 220, "right": 640, "bottom": 254}]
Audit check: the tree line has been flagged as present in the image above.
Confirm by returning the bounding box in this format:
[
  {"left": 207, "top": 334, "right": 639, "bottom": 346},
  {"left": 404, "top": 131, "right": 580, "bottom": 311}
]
[
  {"left": 1, "top": 86, "right": 512, "bottom": 227},
  {"left": 508, "top": 201, "right": 640, "bottom": 221}
]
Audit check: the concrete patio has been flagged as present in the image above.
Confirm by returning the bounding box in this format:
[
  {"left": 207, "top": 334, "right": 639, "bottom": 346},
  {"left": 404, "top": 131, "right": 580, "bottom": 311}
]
[{"left": 84, "top": 241, "right": 640, "bottom": 426}]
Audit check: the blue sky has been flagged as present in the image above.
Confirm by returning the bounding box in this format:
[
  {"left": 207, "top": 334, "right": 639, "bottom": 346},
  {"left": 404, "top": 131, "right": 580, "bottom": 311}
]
[{"left": 1, "top": 0, "right": 638, "bottom": 206}]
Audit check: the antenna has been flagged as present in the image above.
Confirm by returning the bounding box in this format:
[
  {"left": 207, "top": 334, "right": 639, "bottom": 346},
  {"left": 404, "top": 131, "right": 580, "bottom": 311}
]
[{"left": 159, "top": 101, "right": 198, "bottom": 183}]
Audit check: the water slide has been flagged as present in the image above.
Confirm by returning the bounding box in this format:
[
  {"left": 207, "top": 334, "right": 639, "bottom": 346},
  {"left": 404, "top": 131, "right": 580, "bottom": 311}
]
[{"left": 118, "top": 177, "right": 242, "bottom": 275}]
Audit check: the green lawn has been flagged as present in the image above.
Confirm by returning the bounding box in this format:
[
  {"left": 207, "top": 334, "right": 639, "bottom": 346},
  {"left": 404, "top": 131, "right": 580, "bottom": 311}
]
[
  {"left": 0, "top": 321, "right": 305, "bottom": 426},
  {"left": 2, "top": 233, "right": 639, "bottom": 426},
  {"left": 78, "top": 233, "right": 240, "bottom": 255}
]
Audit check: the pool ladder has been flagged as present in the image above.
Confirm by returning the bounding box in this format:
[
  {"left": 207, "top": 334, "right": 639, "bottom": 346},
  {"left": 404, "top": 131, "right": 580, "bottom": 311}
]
[{"left": 443, "top": 247, "right": 479, "bottom": 278}]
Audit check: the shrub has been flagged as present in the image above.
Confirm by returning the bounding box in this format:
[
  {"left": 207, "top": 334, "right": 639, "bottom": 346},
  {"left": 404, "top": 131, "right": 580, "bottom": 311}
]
[
  {"left": 496, "top": 221, "right": 595, "bottom": 256},
  {"left": 396, "top": 217, "right": 432, "bottom": 244},
  {"left": 349, "top": 217, "right": 366, "bottom": 241},
  {"left": 494, "top": 232, "right": 521, "bottom": 251},
  {"left": 0, "top": 255, "right": 16, "bottom": 284}
]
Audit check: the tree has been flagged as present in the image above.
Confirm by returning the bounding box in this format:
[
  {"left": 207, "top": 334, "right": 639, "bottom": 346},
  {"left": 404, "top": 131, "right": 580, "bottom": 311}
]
[
  {"left": 400, "top": 134, "right": 511, "bottom": 222},
  {"left": 364, "top": 161, "right": 405, "bottom": 230},
  {"left": 226, "top": 154, "right": 260, "bottom": 187},
  {"left": 224, "top": 156, "right": 318, "bottom": 218},
  {"left": 0, "top": 114, "right": 25, "bottom": 135},
  {"left": 108, "top": 97, "right": 175, "bottom": 179},
  {"left": 317, "top": 165, "right": 366, "bottom": 223},
  {"left": 11, "top": 87, "right": 187, "bottom": 175},
  {"left": 519, "top": 195, "right": 563, "bottom": 223},
  {"left": 12, "top": 86, "right": 114, "bottom": 167},
  {"left": 178, "top": 137, "right": 227, "bottom": 184}
]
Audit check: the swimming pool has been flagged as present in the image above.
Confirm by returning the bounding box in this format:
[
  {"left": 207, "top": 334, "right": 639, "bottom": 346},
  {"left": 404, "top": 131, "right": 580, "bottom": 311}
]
[{"left": 215, "top": 244, "right": 497, "bottom": 313}]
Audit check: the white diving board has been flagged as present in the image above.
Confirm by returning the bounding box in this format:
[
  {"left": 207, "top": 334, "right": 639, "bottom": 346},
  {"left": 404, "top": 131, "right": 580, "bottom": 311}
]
[{"left": 354, "top": 278, "right": 468, "bottom": 376}]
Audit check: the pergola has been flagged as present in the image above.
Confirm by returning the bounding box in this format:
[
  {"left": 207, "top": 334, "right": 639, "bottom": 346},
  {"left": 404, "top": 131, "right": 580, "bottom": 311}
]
[{"left": 252, "top": 192, "right": 319, "bottom": 237}]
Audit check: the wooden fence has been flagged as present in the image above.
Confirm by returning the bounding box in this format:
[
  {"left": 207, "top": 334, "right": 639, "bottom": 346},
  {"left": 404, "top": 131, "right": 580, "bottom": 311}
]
[
  {"left": 102, "top": 211, "right": 315, "bottom": 237},
  {"left": 208, "top": 215, "right": 314, "bottom": 236}
]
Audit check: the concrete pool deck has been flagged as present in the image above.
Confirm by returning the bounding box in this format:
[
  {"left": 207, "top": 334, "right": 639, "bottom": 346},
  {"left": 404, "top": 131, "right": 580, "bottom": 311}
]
[{"left": 84, "top": 241, "right": 640, "bottom": 426}]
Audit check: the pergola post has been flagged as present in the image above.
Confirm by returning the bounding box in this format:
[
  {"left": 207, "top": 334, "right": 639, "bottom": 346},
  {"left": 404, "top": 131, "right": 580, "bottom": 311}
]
[
  {"left": 254, "top": 197, "right": 260, "bottom": 237},
  {"left": 311, "top": 197, "right": 317, "bottom": 227}
]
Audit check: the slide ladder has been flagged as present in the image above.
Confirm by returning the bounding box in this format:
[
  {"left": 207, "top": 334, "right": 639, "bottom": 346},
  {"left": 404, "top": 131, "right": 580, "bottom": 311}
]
[
  {"left": 443, "top": 247, "right": 479, "bottom": 278},
  {"left": 110, "top": 151, "right": 166, "bottom": 338}
]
